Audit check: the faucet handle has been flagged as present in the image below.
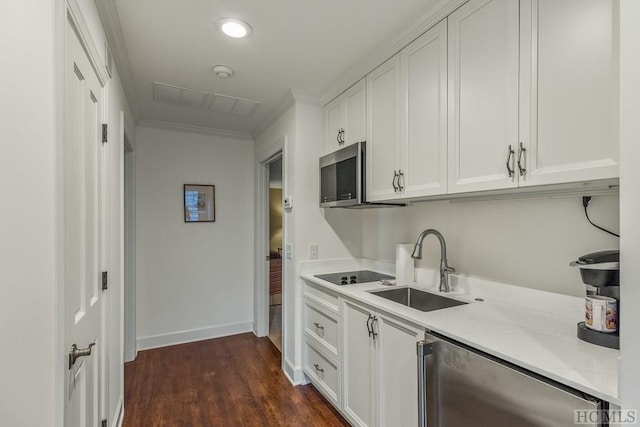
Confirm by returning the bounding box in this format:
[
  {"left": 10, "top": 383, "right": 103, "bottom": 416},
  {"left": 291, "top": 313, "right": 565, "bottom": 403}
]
[{"left": 443, "top": 266, "right": 455, "bottom": 274}]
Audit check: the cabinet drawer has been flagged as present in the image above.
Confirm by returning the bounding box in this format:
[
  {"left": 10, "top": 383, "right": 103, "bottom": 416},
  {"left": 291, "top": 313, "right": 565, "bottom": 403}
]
[
  {"left": 304, "top": 341, "right": 340, "bottom": 407},
  {"left": 303, "top": 281, "right": 340, "bottom": 314},
  {"left": 304, "top": 301, "right": 339, "bottom": 355}
]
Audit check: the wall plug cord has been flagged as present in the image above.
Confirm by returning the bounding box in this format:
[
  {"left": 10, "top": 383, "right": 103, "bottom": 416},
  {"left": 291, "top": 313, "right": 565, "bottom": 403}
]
[{"left": 582, "top": 196, "right": 620, "bottom": 238}]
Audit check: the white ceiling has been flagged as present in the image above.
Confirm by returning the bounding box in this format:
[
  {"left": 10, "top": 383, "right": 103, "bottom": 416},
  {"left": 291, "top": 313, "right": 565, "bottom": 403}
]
[{"left": 113, "top": 0, "right": 451, "bottom": 135}]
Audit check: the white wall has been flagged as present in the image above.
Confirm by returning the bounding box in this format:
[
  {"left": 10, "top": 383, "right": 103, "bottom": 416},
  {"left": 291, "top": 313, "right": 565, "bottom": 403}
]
[
  {"left": 135, "top": 125, "right": 254, "bottom": 349},
  {"left": 0, "top": 2, "right": 56, "bottom": 426},
  {"left": 254, "top": 98, "right": 362, "bottom": 383},
  {"left": 362, "top": 195, "right": 619, "bottom": 296},
  {"left": 619, "top": 0, "right": 640, "bottom": 412}
]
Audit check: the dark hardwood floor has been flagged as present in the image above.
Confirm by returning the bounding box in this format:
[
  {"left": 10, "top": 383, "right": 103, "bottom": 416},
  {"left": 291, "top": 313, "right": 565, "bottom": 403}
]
[{"left": 124, "top": 333, "right": 350, "bottom": 427}]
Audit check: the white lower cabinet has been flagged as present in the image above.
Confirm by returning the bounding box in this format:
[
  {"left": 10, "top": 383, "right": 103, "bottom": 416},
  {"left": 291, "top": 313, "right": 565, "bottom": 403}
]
[
  {"left": 342, "top": 298, "right": 424, "bottom": 427},
  {"left": 303, "top": 281, "right": 342, "bottom": 410},
  {"left": 303, "top": 340, "right": 340, "bottom": 407}
]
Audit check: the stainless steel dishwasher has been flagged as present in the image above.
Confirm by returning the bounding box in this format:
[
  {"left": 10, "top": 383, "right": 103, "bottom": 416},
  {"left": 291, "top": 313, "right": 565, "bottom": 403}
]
[{"left": 417, "top": 332, "right": 605, "bottom": 427}]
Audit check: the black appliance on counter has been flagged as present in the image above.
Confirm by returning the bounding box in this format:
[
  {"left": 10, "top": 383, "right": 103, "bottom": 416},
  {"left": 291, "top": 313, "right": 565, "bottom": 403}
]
[
  {"left": 570, "top": 250, "right": 620, "bottom": 349},
  {"left": 314, "top": 270, "right": 394, "bottom": 286}
]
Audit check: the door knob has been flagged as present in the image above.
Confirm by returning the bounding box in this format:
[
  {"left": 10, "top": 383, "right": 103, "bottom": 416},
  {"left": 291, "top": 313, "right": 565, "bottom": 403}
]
[{"left": 68, "top": 342, "right": 95, "bottom": 369}]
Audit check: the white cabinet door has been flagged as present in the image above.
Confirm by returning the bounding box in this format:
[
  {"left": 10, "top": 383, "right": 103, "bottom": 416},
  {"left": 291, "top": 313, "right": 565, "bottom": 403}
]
[
  {"left": 367, "top": 54, "right": 401, "bottom": 202},
  {"left": 324, "top": 96, "right": 344, "bottom": 155},
  {"left": 448, "top": 0, "right": 520, "bottom": 194},
  {"left": 343, "top": 300, "right": 375, "bottom": 427},
  {"left": 400, "top": 19, "right": 448, "bottom": 198},
  {"left": 519, "top": 0, "right": 619, "bottom": 187},
  {"left": 344, "top": 79, "right": 367, "bottom": 146},
  {"left": 375, "top": 313, "right": 423, "bottom": 427}
]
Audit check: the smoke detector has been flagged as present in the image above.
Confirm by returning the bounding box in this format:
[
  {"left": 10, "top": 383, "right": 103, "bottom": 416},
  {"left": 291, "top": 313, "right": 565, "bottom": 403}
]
[{"left": 213, "top": 65, "right": 233, "bottom": 79}]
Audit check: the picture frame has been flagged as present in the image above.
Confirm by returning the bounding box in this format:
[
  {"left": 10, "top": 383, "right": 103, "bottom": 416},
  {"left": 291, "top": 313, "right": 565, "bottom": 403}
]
[{"left": 184, "top": 184, "right": 215, "bottom": 223}]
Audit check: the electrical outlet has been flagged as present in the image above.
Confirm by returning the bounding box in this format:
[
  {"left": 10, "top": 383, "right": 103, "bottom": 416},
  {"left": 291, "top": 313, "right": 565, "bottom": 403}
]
[
  {"left": 309, "top": 244, "right": 318, "bottom": 260},
  {"left": 285, "top": 243, "right": 293, "bottom": 260}
]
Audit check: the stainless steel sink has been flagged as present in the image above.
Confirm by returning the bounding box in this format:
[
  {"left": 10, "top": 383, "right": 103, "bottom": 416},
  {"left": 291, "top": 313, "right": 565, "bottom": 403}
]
[{"left": 369, "top": 287, "right": 468, "bottom": 312}]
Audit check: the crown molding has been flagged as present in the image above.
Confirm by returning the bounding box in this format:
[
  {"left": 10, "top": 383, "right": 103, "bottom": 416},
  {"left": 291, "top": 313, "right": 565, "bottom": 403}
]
[
  {"left": 320, "top": 0, "right": 466, "bottom": 105},
  {"left": 94, "top": 0, "right": 141, "bottom": 122},
  {"left": 291, "top": 89, "right": 321, "bottom": 106},
  {"left": 138, "top": 119, "right": 254, "bottom": 140},
  {"left": 252, "top": 90, "right": 296, "bottom": 141},
  {"left": 251, "top": 89, "right": 319, "bottom": 140}
]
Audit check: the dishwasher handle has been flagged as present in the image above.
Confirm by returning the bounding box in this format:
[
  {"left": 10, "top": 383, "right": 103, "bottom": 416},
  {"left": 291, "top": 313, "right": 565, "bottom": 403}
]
[{"left": 417, "top": 340, "right": 435, "bottom": 427}]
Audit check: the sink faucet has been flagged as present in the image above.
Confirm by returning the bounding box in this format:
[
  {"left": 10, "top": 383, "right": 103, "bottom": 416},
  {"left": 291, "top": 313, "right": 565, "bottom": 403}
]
[{"left": 411, "top": 229, "right": 455, "bottom": 292}]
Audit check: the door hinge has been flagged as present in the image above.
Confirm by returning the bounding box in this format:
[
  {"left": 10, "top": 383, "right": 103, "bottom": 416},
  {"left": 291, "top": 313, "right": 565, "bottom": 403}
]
[
  {"left": 101, "top": 419, "right": 107, "bottom": 427},
  {"left": 102, "top": 271, "right": 108, "bottom": 291},
  {"left": 102, "top": 123, "right": 108, "bottom": 144}
]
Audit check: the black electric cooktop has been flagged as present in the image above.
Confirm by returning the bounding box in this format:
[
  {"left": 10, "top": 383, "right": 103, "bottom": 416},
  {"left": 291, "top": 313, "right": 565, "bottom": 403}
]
[{"left": 314, "top": 270, "right": 395, "bottom": 286}]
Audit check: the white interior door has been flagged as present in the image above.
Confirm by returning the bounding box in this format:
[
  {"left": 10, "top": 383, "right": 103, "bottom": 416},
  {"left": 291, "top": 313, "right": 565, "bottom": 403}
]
[{"left": 65, "top": 20, "right": 105, "bottom": 427}]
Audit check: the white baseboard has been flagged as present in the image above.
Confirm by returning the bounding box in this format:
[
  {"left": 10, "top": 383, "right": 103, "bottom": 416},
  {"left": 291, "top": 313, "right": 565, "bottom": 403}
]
[
  {"left": 283, "top": 357, "right": 304, "bottom": 386},
  {"left": 136, "top": 321, "right": 253, "bottom": 351}
]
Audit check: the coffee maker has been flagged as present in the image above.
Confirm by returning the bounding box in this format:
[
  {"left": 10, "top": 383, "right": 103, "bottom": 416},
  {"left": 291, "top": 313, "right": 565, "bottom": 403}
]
[{"left": 570, "top": 250, "right": 620, "bottom": 349}]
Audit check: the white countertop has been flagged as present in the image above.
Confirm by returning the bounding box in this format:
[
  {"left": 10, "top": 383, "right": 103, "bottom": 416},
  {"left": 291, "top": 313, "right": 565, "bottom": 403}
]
[{"left": 300, "top": 259, "right": 620, "bottom": 404}]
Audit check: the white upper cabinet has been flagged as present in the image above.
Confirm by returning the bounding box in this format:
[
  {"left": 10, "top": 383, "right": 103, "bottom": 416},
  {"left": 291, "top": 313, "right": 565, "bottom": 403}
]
[
  {"left": 323, "top": 79, "right": 366, "bottom": 155},
  {"left": 400, "top": 19, "right": 448, "bottom": 198},
  {"left": 519, "top": 0, "right": 619, "bottom": 187},
  {"left": 324, "top": 97, "right": 345, "bottom": 154},
  {"left": 345, "top": 81, "right": 367, "bottom": 147},
  {"left": 366, "top": 54, "right": 401, "bottom": 202},
  {"left": 323, "top": 0, "right": 619, "bottom": 202},
  {"left": 448, "top": 0, "right": 520, "bottom": 194}
]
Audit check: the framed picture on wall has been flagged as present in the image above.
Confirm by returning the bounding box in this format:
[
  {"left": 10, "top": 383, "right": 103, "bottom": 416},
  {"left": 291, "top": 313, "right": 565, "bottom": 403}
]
[{"left": 184, "top": 184, "right": 215, "bottom": 223}]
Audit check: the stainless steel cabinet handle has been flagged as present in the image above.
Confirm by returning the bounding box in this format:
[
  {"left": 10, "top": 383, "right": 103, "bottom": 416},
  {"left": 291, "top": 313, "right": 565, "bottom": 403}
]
[
  {"left": 336, "top": 129, "right": 341, "bottom": 144},
  {"left": 506, "top": 145, "right": 515, "bottom": 178},
  {"left": 68, "top": 342, "right": 96, "bottom": 369},
  {"left": 366, "top": 314, "right": 374, "bottom": 337},
  {"left": 417, "top": 340, "right": 435, "bottom": 427},
  {"left": 340, "top": 128, "right": 345, "bottom": 144},
  {"left": 392, "top": 170, "right": 399, "bottom": 192},
  {"left": 371, "top": 316, "right": 378, "bottom": 339},
  {"left": 313, "top": 363, "right": 324, "bottom": 373},
  {"left": 518, "top": 142, "right": 527, "bottom": 177},
  {"left": 398, "top": 170, "right": 405, "bottom": 192},
  {"left": 313, "top": 322, "right": 324, "bottom": 330}
]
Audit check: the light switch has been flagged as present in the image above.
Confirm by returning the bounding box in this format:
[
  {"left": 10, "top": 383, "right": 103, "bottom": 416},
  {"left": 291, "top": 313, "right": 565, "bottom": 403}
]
[
  {"left": 309, "top": 244, "right": 318, "bottom": 260},
  {"left": 285, "top": 243, "right": 293, "bottom": 260}
]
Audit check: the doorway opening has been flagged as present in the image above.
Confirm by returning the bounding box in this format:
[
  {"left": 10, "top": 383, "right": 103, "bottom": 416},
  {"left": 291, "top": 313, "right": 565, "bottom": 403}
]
[{"left": 267, "top": 156, "right": 283, "bottom": 352}]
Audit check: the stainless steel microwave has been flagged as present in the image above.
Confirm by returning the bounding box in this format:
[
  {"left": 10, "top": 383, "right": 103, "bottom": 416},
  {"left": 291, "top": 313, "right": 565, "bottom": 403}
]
[
  {"left": 319, "top": 142, "right": 364, "bottom": 207},
  {"left": 319, "top": 142, "right": 404, "bottom": 209}
]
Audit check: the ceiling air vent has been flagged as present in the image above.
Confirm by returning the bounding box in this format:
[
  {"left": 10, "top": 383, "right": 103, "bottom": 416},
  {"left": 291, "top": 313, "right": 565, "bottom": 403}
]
[
  {"left": 153, "top": 81, "right": 210, "bottom": 110},
  {"left": 209, "top": 93, "right": 261, "bottom": 117}
]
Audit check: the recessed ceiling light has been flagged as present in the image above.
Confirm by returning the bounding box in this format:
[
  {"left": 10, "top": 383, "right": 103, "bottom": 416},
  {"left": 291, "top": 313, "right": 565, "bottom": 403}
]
[{"left": 217, "top": 18, "right": 252, "bottom": 39}]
